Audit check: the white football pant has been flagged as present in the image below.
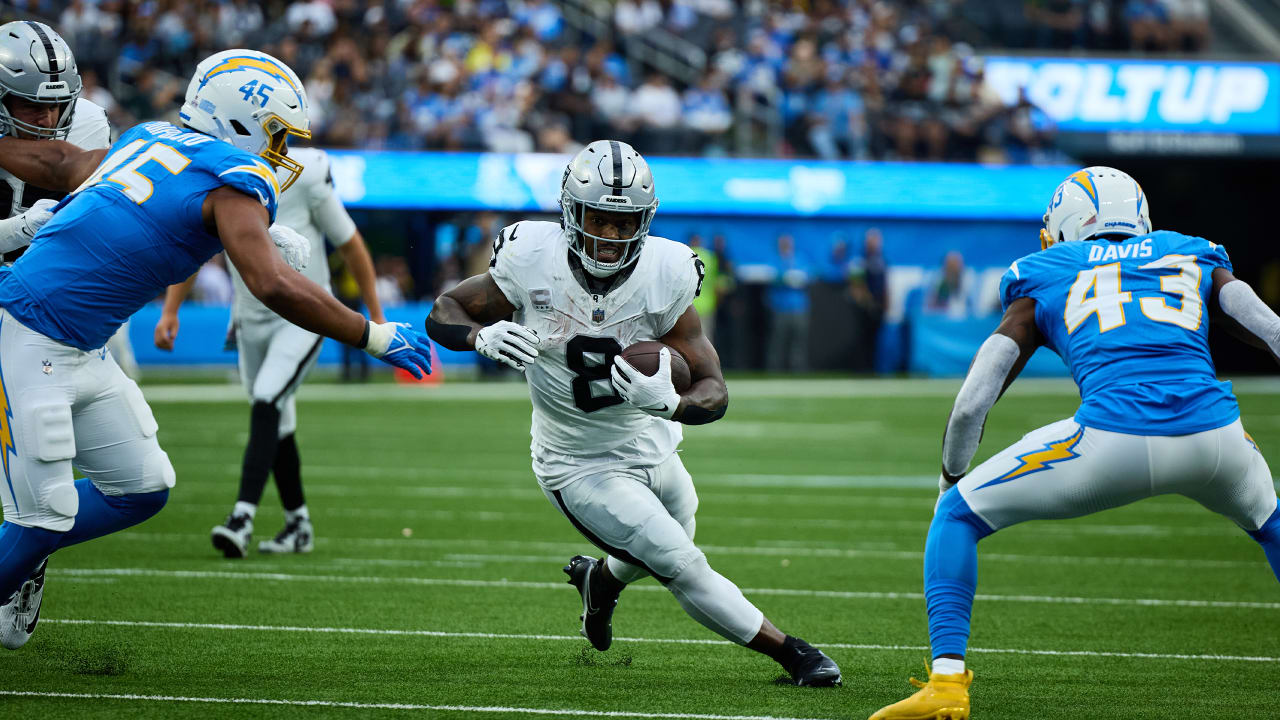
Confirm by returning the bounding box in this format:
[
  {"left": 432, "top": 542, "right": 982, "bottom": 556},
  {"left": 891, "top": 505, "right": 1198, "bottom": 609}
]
[
  {"left": 958, "top": 417, "right": 1278, "bottom": 532},
  {"left": 543, "top": 452, "right": 765, "bottom": 644},
  {"left": 0, "top": 310, "right": 175, "bottom": 531},
  {"left": 236, "top": 317, "right": 323, "bottom": 437}
]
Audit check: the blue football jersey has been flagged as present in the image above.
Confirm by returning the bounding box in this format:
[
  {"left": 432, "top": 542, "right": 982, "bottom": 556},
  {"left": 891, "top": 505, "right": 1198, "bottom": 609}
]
[
  {"left": 1000, "top": 230, "right": 1237, "bottom": 435},
  {"left": 0, "top": 121, "right": 279, "bottom": 351}
]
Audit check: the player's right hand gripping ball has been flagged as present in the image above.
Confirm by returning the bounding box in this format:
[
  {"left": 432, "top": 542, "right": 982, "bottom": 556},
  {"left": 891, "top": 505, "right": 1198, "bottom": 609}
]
[
  {"left": 364, "top": 321, "right": 433, "bottom": 378},
  {"left": 475, "top": 321, "right": 540, "bottom": 371}
]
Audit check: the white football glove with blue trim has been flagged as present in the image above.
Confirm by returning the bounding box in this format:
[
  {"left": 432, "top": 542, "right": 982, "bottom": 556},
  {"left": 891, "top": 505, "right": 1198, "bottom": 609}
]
[
  {"left": 268, "top": 223, "right": 310, "bottom": 271},
  {"left": 364, "top": 321, "right": 433, "bottom": 379}
]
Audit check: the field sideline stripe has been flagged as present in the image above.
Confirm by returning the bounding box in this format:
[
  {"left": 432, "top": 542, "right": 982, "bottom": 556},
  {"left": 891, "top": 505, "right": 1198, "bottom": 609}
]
[
  {"left": 53, "top": 567, "right": 1280, "bottom": 610},
  {"left": 43, "top": 619, "right": 1280, "bottom": 663},
  {"left": 0, "top": 691, "right": 827, "bottom": 720}
]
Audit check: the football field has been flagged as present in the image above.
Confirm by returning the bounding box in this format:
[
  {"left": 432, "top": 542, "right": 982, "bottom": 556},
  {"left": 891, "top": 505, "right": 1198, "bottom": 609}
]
[{"left": 3, "top": 377, "right": 1278, "bottom": 719}]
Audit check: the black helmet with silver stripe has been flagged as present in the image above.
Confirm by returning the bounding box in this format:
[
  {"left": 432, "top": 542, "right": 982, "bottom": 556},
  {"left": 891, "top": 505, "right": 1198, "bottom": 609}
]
[
  {"left": 560, "top": 140, "right": 658, "bottom": 278},
  {"left": 0, "top": 21, "right": 81, "bottom": 140}
]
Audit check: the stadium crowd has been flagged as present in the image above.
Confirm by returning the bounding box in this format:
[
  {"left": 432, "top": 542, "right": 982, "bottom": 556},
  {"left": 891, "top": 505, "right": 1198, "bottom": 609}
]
[{"left": 17, "top": 0, "right": 1208, "bottom": 164}]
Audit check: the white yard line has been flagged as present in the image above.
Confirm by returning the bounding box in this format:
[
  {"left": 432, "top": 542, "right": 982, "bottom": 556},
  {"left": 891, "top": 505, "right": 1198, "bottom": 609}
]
[
  {"left": 139, "top": 377, "right": 1280, "bottom": 404},
  {"left": 0, "top": 691, "right": 829, "bottom": 720},
  {"left": 51, "top": 567, "right": 1280, "bottom": 610},
  {"left": 41, "top": 619, "right": 1280, "bottom": 663},
  {"left": 114, "top": 531, "right": 1267, "bottom": 570}
]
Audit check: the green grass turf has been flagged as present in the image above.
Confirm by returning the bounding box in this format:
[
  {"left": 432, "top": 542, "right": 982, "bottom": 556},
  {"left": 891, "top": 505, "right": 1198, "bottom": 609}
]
[{"left": 2, "top": 378, "right": 1278, "bottom": 719}]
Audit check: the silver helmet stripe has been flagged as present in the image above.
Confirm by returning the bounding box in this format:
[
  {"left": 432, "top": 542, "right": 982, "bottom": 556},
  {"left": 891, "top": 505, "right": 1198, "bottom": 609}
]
[
  {"left": 24, "top": 21, "right": 60, "bottom": 82},
  {"left": 609, "top": 140, "right": 623, "bottom": 196}
]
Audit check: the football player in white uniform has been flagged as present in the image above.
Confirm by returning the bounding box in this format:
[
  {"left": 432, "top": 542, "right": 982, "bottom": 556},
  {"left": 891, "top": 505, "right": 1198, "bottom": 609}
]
[
  {"left": 0, "top": 22, "right": 140, "bottom": 378},
  {"left": 426, "top": 140, "right": 842, "bottom": 686},
  {"left": 155, "top": 144, "right": 383, "bottom": 558}
]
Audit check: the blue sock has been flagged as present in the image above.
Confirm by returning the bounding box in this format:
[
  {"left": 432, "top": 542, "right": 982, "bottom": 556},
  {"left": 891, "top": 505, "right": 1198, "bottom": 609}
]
[
  {"left": 924, "top": 489, "right": 995, "bottom": 660},
  {"left": 1246, "top": 503, "right": 1280, "bottom": 584},
  {"left": 0, "top": 522, "right": 62, "bottom": 600},
  {"left": 56, "top": 479, "right": 169, "bottom": 550}
]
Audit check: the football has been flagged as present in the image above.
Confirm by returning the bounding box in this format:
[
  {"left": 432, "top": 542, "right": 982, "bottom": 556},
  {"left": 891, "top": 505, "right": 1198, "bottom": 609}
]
[{"left": 620, "top": 341, "right": 693, "bottom": 393}]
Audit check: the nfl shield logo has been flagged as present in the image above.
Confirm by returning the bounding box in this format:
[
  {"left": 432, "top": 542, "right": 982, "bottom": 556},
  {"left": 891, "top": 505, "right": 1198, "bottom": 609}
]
[{"left": 592, "top": 308, "right": 605, "bottom": 324}]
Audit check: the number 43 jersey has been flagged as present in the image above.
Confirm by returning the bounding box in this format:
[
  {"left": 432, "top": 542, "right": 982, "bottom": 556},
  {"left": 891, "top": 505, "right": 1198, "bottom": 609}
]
[
  {"left": 0, "top": 121, "right": 279, "bottom": 352},
  {"left": 488, "top": 221, "right": 703, "bottom": 489},
  {"left": 1000, "top": 230, "right": 1238, "bottom": 436}
]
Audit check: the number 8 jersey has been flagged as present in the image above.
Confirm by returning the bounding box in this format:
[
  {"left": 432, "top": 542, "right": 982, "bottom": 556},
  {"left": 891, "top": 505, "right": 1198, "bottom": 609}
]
[
  {"left": 1000, "top": 229, "right": 1238, "bottom": 435},
  {"left": 0, "top": 121, "right": 279, "bottom": 352},
  {"left": 487, "top": 220, "right": 702, "bottom": 490}
]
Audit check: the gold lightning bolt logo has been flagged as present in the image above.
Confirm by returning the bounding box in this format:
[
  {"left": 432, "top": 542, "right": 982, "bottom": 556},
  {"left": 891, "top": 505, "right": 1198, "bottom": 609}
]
[
  {"left": 989, "top": 426, "right": 1084, "bottom": 485},
  {"left": 0, "top": 327, "right": 14, "bottom": 489}
]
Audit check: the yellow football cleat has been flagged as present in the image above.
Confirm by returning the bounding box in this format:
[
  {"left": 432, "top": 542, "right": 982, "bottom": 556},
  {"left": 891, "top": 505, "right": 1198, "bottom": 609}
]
[{"left": 868, "top": 667, "right": 973, "bottom": 720}]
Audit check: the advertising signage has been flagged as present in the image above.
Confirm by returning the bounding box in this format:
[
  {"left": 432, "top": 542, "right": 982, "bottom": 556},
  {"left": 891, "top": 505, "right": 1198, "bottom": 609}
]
[{"left": 983, "top": 56, "right": 1280, "bottom": 135}]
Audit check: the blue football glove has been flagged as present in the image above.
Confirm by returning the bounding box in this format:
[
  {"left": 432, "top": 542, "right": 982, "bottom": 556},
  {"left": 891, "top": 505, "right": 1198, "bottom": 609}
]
[{"left": 363, "top": 321, "right": 433, "bottom": 379}]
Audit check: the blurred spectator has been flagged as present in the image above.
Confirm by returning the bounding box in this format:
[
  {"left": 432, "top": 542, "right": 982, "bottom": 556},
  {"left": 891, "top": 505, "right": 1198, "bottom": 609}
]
[
  {"left": 286, "top": 0, "right": 337, "bottom": 38},
  {"left": 1127, "top": 0, "right": 1170, "bottom": 50},
  {"left": 630, "top": 73, "right": 682, "bottom": 152},
  {"left": 767, "top": 234, "right": 810, "bottom": 372},
  {"left": 849, "top": 228, "right": 887, "bottom": 372},
  {"left": 1166, "top": 0, "right": 1210, "bottom": 51},
  {"left": 193, "top": 255, "right": 233, "bottom": 306},
  {"left": 924, "top": 250, "right": 974, "bottom": 319},
  {"left": 615, "top": 0, "right": 663, "bottom": 37},
  {"left": 682, "top": 71, "right": 733, "bottom": 155},
  {"left": 1027, "top": 0, "right": 1086, "bottom": 49},
  {"left": 809, "top": 71, "right": 867, "bottom": 160},
  {"left": 375, "top": 256, "right": 411, "bottom": 307}
]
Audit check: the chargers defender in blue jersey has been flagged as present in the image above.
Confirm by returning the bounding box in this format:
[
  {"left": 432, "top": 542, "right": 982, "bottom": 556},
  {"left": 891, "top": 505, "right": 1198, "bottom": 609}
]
[
  {"left": 0, "top": 49, "right": 431, "bottom": 651},
  {"left": 871, "top": 167, "right": 1280, "bottom": 720}
]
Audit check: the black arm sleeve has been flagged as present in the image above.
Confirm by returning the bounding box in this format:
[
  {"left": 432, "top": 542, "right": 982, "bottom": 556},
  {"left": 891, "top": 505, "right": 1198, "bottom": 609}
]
[
  {"left": 425, "top": 315, "right": 474, "bottom": 351},
  {"left": 678, "top": 401, "right": 727, "bottom": 425}
]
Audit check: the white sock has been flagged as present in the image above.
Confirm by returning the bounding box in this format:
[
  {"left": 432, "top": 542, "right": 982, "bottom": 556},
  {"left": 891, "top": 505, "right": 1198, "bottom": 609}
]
[
  {"left": 932, "top": 658, "right": 965, "bottom": 676},
  {"left": 605, "top": 555, "right": 648, "bottom": 584},
  {"left": 233, "top": 501, "right": 257, "bottom": 520},
  {"left": 286, "top": 505, "right": 309, "bottom": 523}
]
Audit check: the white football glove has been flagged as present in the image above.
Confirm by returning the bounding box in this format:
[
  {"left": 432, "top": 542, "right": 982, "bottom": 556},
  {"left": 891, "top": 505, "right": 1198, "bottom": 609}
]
[
  {"left": 475, "top": 321, "right": 540, "bottom": 371},
  {"left": 611, "top": 348, "right": 681, "bottom": 420},
  {"left": 268, "top": 223, "right": 310, "bottom": 271},
  {"left": 0, "top": 199, "right": 57, "bottom": 253}
]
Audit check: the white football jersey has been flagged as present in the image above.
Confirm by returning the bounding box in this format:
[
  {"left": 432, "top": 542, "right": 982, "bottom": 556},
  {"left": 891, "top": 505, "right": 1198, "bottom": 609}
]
[
  {"left": 229, "top": 147, "right": 358, "bottom": 323},
  {"left": 488, "top": 221, "right": 704, "bottom": 489},
  {"left": 0, "top": 98, "right": 110, "bottom": 219}
]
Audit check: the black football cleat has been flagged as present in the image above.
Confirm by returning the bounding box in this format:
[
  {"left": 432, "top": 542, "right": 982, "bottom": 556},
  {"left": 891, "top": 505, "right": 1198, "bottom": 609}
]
[
  {"left": 779, "top": 636, "right": 842, "bottom": 687},
  {"left": 563, "top": 555, "right": 619, "bottom": 651}
]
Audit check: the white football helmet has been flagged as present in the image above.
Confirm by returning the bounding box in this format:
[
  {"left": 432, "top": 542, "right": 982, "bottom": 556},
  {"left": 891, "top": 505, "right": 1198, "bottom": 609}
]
[
  {"left": 560, "top": 140, "right": 658, "bottom": 278},
  {"left": 1041, "top": 166, "right": 1150, "bottom": 250},
  {"left": 180, "top": 50, "right": 311, "bottom": 191}
]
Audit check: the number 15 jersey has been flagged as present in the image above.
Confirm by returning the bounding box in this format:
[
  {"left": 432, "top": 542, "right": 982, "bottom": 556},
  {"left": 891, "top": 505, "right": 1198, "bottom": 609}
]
[
  {"left": 1000, "top": 230, "right": 1238, "bottom": 436},
  {"left": 487, "top": 221, "right": 703, "bottom": 489}
]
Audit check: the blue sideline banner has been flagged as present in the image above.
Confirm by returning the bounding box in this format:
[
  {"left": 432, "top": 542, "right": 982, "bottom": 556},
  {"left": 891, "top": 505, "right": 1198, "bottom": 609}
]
[
  {"left": 983, "top": 56, "right": 1280, "bottom": 135},
  {"left": 326, "top": 150, "right": 1073, "bottom": 220}
]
